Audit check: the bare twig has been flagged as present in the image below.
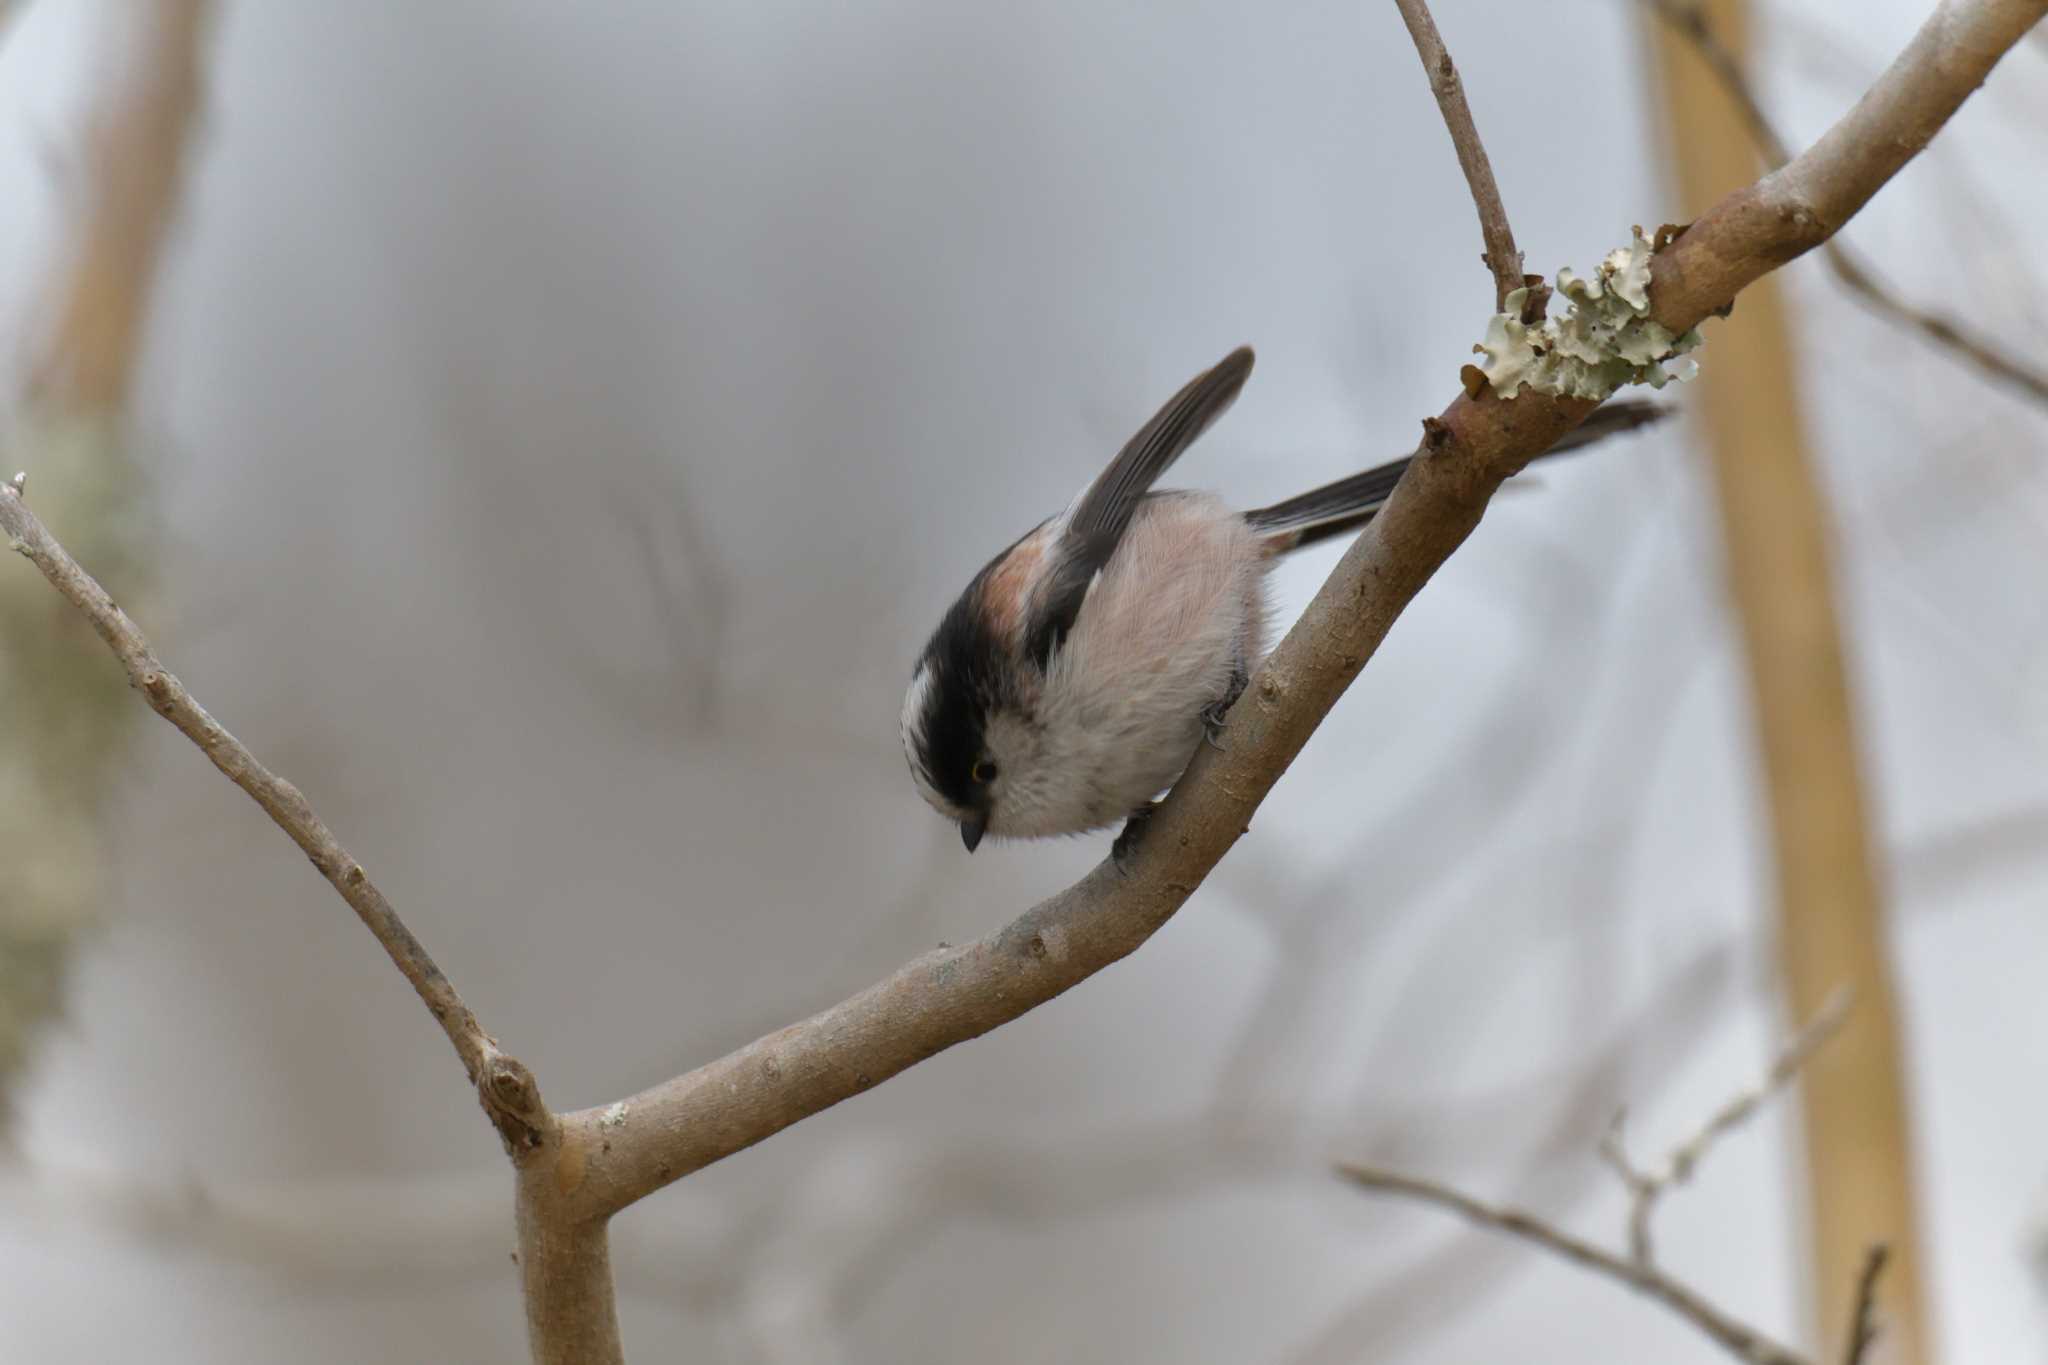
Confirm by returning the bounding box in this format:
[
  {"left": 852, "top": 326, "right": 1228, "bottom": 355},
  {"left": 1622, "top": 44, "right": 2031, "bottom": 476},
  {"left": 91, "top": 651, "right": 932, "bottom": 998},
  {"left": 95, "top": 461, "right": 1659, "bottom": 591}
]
[
  {"left": 0, "top": 482, "right": 544, "bottom": 1148},
  {"left": 1390, "top": 0, "right": 1531, "bottom": 313},
  {"left": 1843, "top": 1244, "right": 1891, "bottom": 1365},
  {"left": 1641, "top": 0, "right": 2048, "bottom": 406},
  {"left": 1, "top": 479, "right": 595, "bottom": 1355},
  {"left": 1341, "top": 989, "right": 1856, "bottom": 1365},
  {"left": 1335, "top": 1165, "right": 1808, "bottom": 1365},
  {"left": 1601, "top": 987, "right": 1852, "bottom": 1264},
  {"left": 1822, "top": 244, "right": 2048, "bottom": 404}
]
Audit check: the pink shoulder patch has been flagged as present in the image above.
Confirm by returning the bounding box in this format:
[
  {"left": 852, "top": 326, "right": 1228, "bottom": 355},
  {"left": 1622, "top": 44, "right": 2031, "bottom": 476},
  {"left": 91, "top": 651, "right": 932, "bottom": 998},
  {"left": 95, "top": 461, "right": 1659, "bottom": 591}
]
[{"left": 981, "top": 525, "right": 1050, "bottom": 641}]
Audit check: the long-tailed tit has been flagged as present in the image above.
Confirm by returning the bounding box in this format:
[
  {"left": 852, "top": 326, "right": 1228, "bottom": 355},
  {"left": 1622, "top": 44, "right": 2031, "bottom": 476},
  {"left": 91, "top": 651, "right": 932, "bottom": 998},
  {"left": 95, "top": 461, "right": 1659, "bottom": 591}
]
[{"left": 901, "top": 346, "right": 1661, "bottom": 851}]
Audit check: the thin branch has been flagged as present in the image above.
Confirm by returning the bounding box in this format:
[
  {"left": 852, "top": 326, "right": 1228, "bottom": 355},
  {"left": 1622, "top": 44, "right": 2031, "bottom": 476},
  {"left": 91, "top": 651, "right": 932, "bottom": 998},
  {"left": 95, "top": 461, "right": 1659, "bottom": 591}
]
[
  {"left": 1641, "top": 0, "right": 2048, "bottom": 407},
  {"left": 1601, "top": 987, "right": 1853, "bottom": 1264},
  {"left": 1843, "top": 1245, "right": 1891, "bottom": 1365},
  {"left": 1335, "top": 1165, "right": 1808, "bottom": 1365},
  {"left": 1, "top": 473, "right": 589, "bottom": 1353},
  {"left": 1339, "top": 989, "right": 1856, "bottom": 1365},
  {"left": 1390, "top": 0, "right": 1531, "bottom": 314},
  {"left": 1821, "top": 243, "right": 2048, "bottom": 405},
  {"left": 0, "top": 481, "right": 546, "bottom": 1151}
]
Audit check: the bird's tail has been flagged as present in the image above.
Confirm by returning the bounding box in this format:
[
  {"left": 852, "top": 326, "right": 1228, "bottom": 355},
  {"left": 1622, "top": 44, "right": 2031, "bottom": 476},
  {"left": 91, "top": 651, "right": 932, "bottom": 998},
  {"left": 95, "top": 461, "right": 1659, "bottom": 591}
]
[{"left": 1244, "top": 399, "right": 1670, "bottom": 552}]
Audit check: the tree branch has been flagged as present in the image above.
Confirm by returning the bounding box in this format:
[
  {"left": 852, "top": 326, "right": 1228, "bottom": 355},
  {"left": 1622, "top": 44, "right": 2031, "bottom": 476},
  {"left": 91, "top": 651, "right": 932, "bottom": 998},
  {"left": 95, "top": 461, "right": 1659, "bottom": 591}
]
[
  {"left": 1601, "top": 986, "right": 1852, "bottom": 1265},
  {"left": 0, "top": 480, "right": 546, "bottom": 1151},
  {"left": 1642, "top": 0, "right": 2048, "bottom": 407},
  {"left": 1390, "top": 0, "right": 1530, "bottom": 313},
  {"left": 1645, "top": 0, "right": 2046, "bottom": 330},
  {"left": 1340, "top": 990, "right": 1855, "bottom": 1365},
  {"left": 1334, "top": 1166, "right": 1808, "bottom": 1365},
  {"left": 1843, "top": 1244, "right": 1892, "bottom": 1365}
]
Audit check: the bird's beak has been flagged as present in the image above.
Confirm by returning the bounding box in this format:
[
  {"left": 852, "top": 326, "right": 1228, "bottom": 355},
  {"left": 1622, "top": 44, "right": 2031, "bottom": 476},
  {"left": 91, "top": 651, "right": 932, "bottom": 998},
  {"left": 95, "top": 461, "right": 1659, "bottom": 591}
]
[{"left": 959, "top": 814, "right": 986, "bottom": 853}]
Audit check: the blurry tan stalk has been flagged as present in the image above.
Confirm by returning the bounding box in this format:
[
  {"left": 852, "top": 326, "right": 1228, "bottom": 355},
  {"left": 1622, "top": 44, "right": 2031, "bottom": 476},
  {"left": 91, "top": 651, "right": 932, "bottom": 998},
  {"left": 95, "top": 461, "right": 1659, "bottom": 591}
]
[
  {"left": 1648, "top": 3, "right": 1929, "bottom": 1360},
  {"left": 0, "top": 0, "right": 212, "bottom": 1130}
]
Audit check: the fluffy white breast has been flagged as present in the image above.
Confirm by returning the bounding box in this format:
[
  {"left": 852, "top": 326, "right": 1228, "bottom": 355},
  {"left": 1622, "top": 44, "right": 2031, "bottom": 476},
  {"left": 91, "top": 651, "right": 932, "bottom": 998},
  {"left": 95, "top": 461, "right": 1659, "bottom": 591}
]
[{"left": 990, "top": 492, "right": 1270, "bottom": 837}]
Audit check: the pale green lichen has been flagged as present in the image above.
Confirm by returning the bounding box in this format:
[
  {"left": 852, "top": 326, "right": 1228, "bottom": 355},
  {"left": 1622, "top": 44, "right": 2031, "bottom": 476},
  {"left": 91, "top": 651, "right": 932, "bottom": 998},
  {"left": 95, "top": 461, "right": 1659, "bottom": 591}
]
[{"left": 1474, "top": 229, "right": 1703, "bottom": 400}]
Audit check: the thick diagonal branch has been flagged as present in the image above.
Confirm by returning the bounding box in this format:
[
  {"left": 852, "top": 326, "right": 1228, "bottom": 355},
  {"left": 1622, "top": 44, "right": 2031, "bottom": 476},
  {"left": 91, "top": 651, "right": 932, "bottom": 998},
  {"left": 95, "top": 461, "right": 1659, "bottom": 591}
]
[
  {"left": 1642, "top": 0, "right": 2048, "bottom": 407},
  {"left": 545, "top": 0, "right": 2048, "bottom": 1221}
]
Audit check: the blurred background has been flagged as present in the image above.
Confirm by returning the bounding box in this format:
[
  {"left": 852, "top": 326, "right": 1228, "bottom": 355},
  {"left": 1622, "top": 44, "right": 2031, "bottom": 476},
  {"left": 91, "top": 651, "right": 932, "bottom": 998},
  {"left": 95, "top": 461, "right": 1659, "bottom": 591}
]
[{"left": 0, "top": 2, "right": 2043, "bottom": 1361}]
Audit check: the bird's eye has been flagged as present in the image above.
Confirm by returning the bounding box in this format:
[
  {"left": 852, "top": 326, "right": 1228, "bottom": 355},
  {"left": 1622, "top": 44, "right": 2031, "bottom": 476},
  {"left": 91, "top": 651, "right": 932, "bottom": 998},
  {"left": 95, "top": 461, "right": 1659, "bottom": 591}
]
[{"left": 971, "top": 760, "right": 998, "bottom": 784}]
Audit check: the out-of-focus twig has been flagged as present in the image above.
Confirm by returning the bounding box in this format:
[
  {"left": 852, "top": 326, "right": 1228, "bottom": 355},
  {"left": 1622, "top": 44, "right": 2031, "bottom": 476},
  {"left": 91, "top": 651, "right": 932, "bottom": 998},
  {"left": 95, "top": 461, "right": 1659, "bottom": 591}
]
[
  {"left": 1340, "top": 990, "right": 1857, "bottom": 1365},
  {"left": 1335, "top": 1165, "right": 1808, "bottom": 1365},
  {"left": 1844, "top": 1244, "right": 1892, "bottom": 1365},
  {"left": 1641, "top": 0, "right": 2048, "bottom": 407},
  {"left": 1820, "top": 244, "right": 2048, "bottom": 405},
  {"left": 1601, "top": 986, "right": 1852, "bottom": 1264},
  {"left": 1389, "top": 0, "right": 1532, "bottom": 314}
]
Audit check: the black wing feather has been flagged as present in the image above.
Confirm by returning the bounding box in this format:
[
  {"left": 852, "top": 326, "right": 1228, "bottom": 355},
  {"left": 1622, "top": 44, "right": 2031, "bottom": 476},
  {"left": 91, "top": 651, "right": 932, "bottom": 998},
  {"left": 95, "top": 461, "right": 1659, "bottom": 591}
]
[
  {"left": 1023, "top": 346, "right": 1255, "bottom": 664},
  {"left": 1246, "top": 398, "right": 1669, "bottom": 550}
]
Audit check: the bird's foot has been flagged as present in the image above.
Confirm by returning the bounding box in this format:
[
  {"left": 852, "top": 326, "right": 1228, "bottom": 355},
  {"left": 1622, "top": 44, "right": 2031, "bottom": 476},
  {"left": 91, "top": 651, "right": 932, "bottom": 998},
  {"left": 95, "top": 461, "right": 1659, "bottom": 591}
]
[{"left": 1201, "top": 655, "right": 1252, "bottom": 750}]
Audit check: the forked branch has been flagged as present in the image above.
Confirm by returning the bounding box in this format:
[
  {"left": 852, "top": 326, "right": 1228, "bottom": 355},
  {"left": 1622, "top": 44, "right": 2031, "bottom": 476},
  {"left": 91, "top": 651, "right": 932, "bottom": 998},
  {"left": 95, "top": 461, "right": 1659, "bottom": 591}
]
[{"left": 1341, "top": 992, "right": 1874, "bottom": 1365}]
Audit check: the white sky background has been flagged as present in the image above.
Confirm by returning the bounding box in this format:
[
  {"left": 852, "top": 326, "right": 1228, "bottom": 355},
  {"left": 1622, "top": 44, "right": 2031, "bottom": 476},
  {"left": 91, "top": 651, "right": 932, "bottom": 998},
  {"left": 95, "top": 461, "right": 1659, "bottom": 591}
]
[{"left": 1, "top": 2, "right": 2045, "bottom": 1362}]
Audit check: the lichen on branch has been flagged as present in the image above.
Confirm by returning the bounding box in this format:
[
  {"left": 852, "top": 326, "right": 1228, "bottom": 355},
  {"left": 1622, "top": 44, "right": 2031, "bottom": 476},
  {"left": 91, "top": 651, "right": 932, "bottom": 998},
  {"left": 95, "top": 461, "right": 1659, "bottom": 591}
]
[{"left": 1475, "top": 230, "right": 1703, "bottom": 400}]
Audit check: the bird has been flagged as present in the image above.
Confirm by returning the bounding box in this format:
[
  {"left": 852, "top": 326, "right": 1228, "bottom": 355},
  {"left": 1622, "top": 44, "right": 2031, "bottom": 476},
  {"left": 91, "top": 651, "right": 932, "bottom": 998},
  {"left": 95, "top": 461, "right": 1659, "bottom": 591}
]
[{"left": 900, "top": 346, "right": 1662, "bottom": 852}]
